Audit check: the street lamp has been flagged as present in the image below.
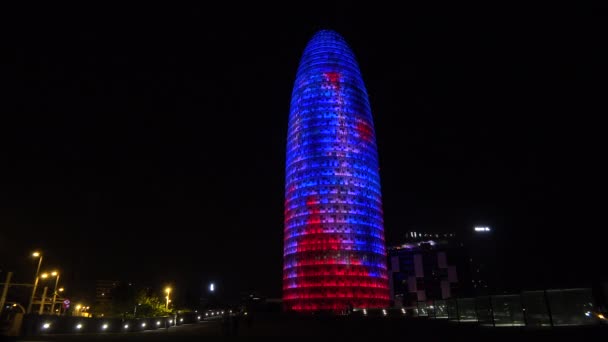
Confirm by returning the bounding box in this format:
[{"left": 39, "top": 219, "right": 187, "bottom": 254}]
[
  {"left": 50, "top": 271, "right": 60, "bottom": 315},
  {"left": 27, "top": 251, "right": 43, "bottom": 314},
  {"left": 165, "top": 287, "right": 171, "bottom": 310}
]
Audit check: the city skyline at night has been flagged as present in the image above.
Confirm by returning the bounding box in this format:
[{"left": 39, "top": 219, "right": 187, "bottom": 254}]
[{"left": 3, "top": 4, "right": 604, "bottom": 310}]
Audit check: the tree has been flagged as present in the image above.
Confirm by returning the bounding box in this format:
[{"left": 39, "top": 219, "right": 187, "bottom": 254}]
[
  {"left": 94, "top": 283, "right": 172, "bottom": 318},
  {"left": 134, "top": 289, "right": 172, "bottom": 317}
]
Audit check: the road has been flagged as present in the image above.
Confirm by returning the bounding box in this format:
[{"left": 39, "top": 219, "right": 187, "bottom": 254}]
[
  {"left": 9, "top": 321, "right": 223, "bottom": 341},
  {"left": 7, "top": 315, "right": 606, "bottom": 339}
]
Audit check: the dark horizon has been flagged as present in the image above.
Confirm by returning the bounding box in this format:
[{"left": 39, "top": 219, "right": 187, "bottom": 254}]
[{"left": 2, "top": 4, "right": 605, "bottom": 306}]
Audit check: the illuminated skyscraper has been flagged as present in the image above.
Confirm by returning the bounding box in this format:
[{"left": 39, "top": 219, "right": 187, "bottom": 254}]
[{"left": 284, "top": 30, "right": 389, "bottom": 311}]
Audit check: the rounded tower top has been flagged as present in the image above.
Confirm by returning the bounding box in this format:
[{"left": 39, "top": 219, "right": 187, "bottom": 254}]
[
  {"left": 295, "top": 30, "right": 365, "bottom": 89},
  {"left": 307, "top": 29, "right": 349, "bottom": 46}
]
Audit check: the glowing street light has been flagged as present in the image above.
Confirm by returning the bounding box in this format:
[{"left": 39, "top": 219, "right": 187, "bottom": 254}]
[
  {"left": 40, "top": 273, "right": 48, "bottom": 279},
  {"left": 165, "top": 287, "right": 172, "bottom": 310},
  {"left": 58, "top": 288, "right": 64, "bottom": 292},
  {"left": 27, "top": 251, "right": 43, "bottom": 314}
]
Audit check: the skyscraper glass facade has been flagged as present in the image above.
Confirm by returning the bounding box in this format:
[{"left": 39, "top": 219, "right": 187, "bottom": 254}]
[{"left": 284, "top": 30, "right": 389, "bottom": 311}]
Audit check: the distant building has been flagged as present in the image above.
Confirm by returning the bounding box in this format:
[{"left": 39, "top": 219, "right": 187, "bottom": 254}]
[
  {"left": 239, "top": 291, "right": 283, "bottom": 313},
  {"left": 388, "top": 232, "right": 472, "bottom": 307},
  {"left": 468, "top": 226, "right": 497, "bottom": 293},
  {"left": 388, "top": 227, "right": 499, "bottom": 307},
  {"left": 95, "top": 280, "right": 118, "bottom": 309}
]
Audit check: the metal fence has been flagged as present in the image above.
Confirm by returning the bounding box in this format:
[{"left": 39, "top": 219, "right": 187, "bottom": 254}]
[{"left": 410, "top": 288, "right": 601, "bottom": 327}]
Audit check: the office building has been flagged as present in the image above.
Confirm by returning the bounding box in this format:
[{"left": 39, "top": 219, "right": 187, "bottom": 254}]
[{"left": 283, "top": 30, "right": 389, "bottom": 311}]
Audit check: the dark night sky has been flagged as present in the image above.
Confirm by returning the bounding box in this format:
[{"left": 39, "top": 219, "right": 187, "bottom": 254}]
[{"left": 2, "top": 4, "right": 605, "bottom": 305}]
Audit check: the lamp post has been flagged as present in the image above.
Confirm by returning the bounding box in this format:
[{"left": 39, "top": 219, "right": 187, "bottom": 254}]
[
  {"left": 165, "top": 287, "right": 171, "bottom": 310},
  {"left": 27, "top": 251, "right": 43, "bottom": 314},
  {"left": 50, "top": 271, "right": 60, "bottom": 314},
  {"left": 38, "top": 286, "right": 48, "bottom": 315},
  {"left": 57, "top": 287, "right": 64, "bottom": 315},
  {"left": 0, "top": 272, "right": 13, "bottom": 317}
]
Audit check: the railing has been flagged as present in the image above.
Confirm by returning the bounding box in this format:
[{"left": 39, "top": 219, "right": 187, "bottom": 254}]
[
  {"left": 435, "top": 288, "right": 599, "bottom": 326},
  {"left": 353, "top": 288, "right": 604, "bottom": 327}
]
